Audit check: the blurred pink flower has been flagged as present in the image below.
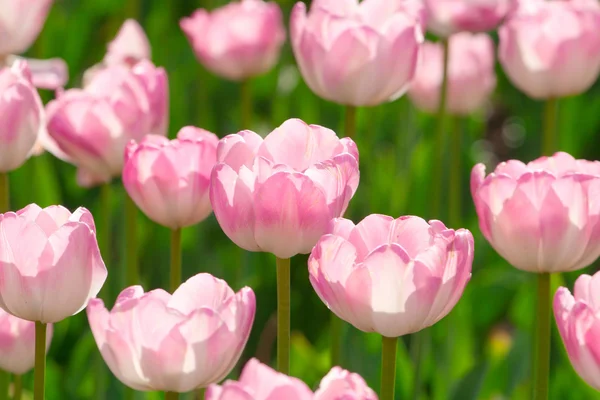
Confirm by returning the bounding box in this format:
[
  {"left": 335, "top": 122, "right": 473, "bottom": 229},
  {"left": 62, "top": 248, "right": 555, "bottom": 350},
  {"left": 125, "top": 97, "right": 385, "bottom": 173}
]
[
  {"left": 291, "top": 0, "right": 423, "bottom": 106},
  {"left": 87, "top": 273, "right": 255, "bottom": 392},
  {"left": 308, "top": 214, "right": 473, "bottom": 338},
  {"left": 409, "top": 32, "right": 496, "bottom": 115},
  {"left": 424, "top": 0, "right": 510, "bottom": 36},
  {"left": 123, "top": 127, "right": 219, "bottom": 229},
  {"left": 554, "top": 271, "right": 600, "bottom": 391},
  {"left": 210, "top": 118, "right": 360, "bottom": 259},
  {"left": 0, "top": 309, "right": 53, "bottom": 374},
  {"left": 499, "top": 0, "right": 600, "bottom": 98},
  {"left": 105, "top": 19, "right": 151, "bottom": 67},
  {"left": 0, "top": 204, "right": 107, "bottom": 324},
  {"left": 180, "top": 0, "right": 285, "bottom": 81},
  {"left": 314, "top": 367, "right": 378, "bottom": 400},
  {"left": 471, "top": 152, "right": 600, "bottom": 273}
]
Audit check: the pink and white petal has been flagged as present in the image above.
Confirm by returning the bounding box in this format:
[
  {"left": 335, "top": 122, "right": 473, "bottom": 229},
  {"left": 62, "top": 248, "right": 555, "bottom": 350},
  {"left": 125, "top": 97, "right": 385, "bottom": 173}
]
[
  {"left": 327, "top": 217, "right": 355, "bottom": 239},
  {"left": 388, "top": 216, "right": 435, "bottom": 258},
  {"left": 169, "top": 273, "right": 234, "bottom": 315},
  {"left": 217, "top": 131, "right": 263, "bottom": 170},
  {"left": 348, "top": 214, "right": 394, "bottom": 261}
]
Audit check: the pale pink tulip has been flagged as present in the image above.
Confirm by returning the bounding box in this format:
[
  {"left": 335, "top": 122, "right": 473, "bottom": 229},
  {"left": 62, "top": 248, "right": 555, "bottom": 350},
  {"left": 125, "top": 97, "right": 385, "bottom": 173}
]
[
  {"left": 424, "top": 0, "right": 510, "bottom": 36},
  {"left": 555, "top": 271, "right": 600, "bottom": 390},
  {"left": 104, "top": 19, "right": 151, "bottom": 67},
  {"left": 314, "top": 367, "right": 378, "bottom": 400},
  {"left": 210, "top": 118, "right": 360, "bottom": 259},
  {"left": 123, "top": 127, "right": 219, "bottom": 229},
  {"left": 409, "top": 33, "right": 496, "bottom": 115},
  {"left": 87, "top": 273, "right": 255, "bottom": 392},
  {"left": 308, "top": 215, "right": 473, "bottom": 338},
  {"left": 0, "top": 60, "right": 44, "bottom": 172},
  {"left": 291, "top": 0, "right": 423, "bottom": 107},
  {"left": 0, "top": 309, "right": 53, "bottom": 374},
  {"left": 180, "top": 0, "right": 285, "bottom": 81},
  {"left": 46, "top": 60, "right": 168, "bottom": 185},
  {"left": 499, "top": 0, "right": 600, "bottom": 99},
  {"left": 0, "top": 0, "right": 53, "bottom": 56},
  {"left": 471, "top": 152, "right": 600, "bottom": 273},
  {"left": 0, "top": 204, "right": 107, "bottom": 324},
  {"left": 206, "top": 358, "right": 313, "bottom": 400}
]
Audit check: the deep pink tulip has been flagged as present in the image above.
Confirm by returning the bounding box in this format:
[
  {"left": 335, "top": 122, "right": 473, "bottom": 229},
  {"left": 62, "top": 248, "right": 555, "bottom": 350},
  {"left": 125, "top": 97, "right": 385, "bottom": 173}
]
[
  {"left": 0, "top": 60, "right": 44, "bottom": 172},
  {"left": 46, "top": 60, "right": 168, "bottom": 186},
  {"left": 210, "top": 118, "right": 360, "bottom": 259},
  {"left": 554, "top": 271, "right": 600, "bottom": 391},
  {"left": 180, "top": 0, "right": 285, "bottom": 81},
  {"left": 471, "top": 152, "right": 600, "bottom": 273},
  {"left": 499, "top": 0, "right": 600, "bottom": 99},
  {"left": 206, "top": 358, "right": 313, "bottom": 400},
  {"left": 308, "top": 215, "right": 473, "bottom": 338},
  {"left": 424, "top": 0, "right": 510, "bottom": 36},
  {"left": 291, "top": 0, "right": 423, "bottom": 107},
  {"left": 409, "top": 33, "right": 496, "bottom": 115},
  {"left": 314, "top": 367, "right": 378, "bottom": 400},
  {"left": 105, "top": 19, "right": 151, "bottom": 67},
  {"left": 123, "top": 127, "right": 219, "bottom": 229},
  {"left": 0, "top": 309, "right": 53, "bottom": 374},
  {"left": 87, "top": 273, "right": 255, "bottom": 392},
  {"left": 0, "top": 204, "right": 107, "bottom": 324}
]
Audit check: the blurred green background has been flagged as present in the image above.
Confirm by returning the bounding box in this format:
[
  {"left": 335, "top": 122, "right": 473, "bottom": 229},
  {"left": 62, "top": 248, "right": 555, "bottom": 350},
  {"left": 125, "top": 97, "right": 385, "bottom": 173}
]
[{"left": 8, "top": 0, "right": 600, "bottom": 399}]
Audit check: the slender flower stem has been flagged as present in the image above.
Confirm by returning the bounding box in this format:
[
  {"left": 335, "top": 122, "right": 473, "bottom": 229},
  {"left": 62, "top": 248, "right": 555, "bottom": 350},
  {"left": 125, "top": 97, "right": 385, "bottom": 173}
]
[
  {"left": 125, "top": 194, "right": 139, "bottom": 286},
  {"left": 99, "top": 183, "right": 111, "bottom": 261},
  {"left": 430, "top": 37, "right": 450, "bottom": 220},
  {"left": 344, "top": 105, "right": 357, "bottom": 139},
  {"left": 410, "top": 329, "right": 429, "bottom": 400},
  {"left": 449, "top": 117, "right": 461, "bottom": 228},
  {"left": 34, "top": 322, "right": 47, "bottom": 400},
  {"left": 276, "top": 257, "right": 291, "bottom": 374},
  {"left": 170, "top": 228, "right": 182, "bottom": 292},
  {"left": 543, "top": 98, "right": 558, "bottom": 156},
  {"left": 380, "top": 336, "right": 398, "bottom": 400},
  {"left": 241, "top": 80, "right": 252, "bottom": 129},
  {"left": 164, "top": 392, "right": 179, "bottom": 400},
  {"left": 12, "top": 375, "right": 22, "bottom": 400},
  {"left": 197, "top": 387, "right": 206, "bottom": 400},
  {"left": 533, "top": 273, "right": 551, "bottom": 400},
  {"left": 330, "top": 314, "right": 343, "bottom": 367},
  {"left": 0, "top": 372, "right": 7, "bottom": 400},
  {"left": 0, "top": 172, "right": 8, "bottom": 213}
]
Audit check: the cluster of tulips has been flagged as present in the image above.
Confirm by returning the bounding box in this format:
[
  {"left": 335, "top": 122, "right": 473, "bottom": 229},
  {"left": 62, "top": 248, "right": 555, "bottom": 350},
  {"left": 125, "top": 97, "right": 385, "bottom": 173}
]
[{"left": 1, "top": 0, "right": 600, "bottom": 399}]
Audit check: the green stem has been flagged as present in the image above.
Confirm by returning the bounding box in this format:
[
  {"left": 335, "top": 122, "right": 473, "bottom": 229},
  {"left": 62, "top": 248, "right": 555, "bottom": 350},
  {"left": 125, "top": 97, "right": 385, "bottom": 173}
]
[
  {"left": 380, "top": 336, "right": 398, "bottom": 400},
  {"left": 449, "top": 117, "right": 461, "bottom": 228},
  {"left": 533, "top": 273, "right": 551, "bottom": 400},
  {"left": 99, "top": 183, "right": 111, "bottom": 262},
  {"left": 34, "top": 322, "right": 47, "bottom": 400},
  {"left": 410, "top": 329, "right": 429, "bottom": 400},
  {"left": 344, "top": 105, "right": 357, "bottom": 139},
  {"left": 241, "top": 80, "right": 252, "bottom": 129},
  {"left": 430, "top": 38, "right": 450, "bottom": 220},
  {"left": 330, "top": 314, "right": 343, "bottom": 367},
  {"left": 276, "top": 257, "right": 291, "bottom": 374},
  {"left": 0, "top": 372, "right": 7, "bottom": 400},
  {"left": 125, "top": 194, "right": 139, "bottom": 286},
  {"left": 196, "top": 387, "right": 206, "bottom": 400},
  {"left": 542, "top": 98, "right": 558, "bottom": 156},
  {"left": 170, "top": 228, "right": 182, "bottom": 292},
  {"left": 0, "top": 172, "right": 8, "bottom": 213},
  {"left": 164, "top": 392, "right": 179, "bottom": 400},
  {"left": 12, "top": 375, "right": 21, "bottom": 400}
]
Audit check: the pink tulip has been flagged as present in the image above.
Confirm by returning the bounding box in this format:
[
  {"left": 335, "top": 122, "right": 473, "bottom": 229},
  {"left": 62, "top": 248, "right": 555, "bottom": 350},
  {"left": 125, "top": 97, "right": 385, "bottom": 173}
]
[
  {"left": 308, "top": 214, "right": 473, "bottom": 338},
  {"left": 87, "top": 273, "right": 255, "bottom": 392},
  {"left": 499, "top": 0, "right": 600, "bottom": 99},
  {"left": 471, "top": 152, "right": 600, "bottom": 273},
  {"left": 291, "top": 0, "right": 423, "bottom": 107},
  {"left": 0, "top": 309, "right": 53, "bottom": 374},
  {"left": 409, "top": 33, "right": 496, "bottom": 115},
  {"left": 210, "top": 118, "right": 360, "bottom": 259},
  {"left": 46, "top": 60, "right": 168, "bottom": 185},
  {"left": 0, "top": 204, "right": 107, "bottom": 324},
  {"left": 424, "top": 0, "right": 510, "bottom": 36},
  {"left": 0, "top": 0, "right": 53, "bottom": 56},
  {"left": 314, "top": 367, "right": 378, "bottom": 400},
  {"left": 123, "top": 127, "right": 219, "bottom": 229},
  {"left": 0, "top": 60, "right": 44, "bottom": 172},
  {"left": 554, "top": 271, "right": 600, "bottom": 391},
  {"left": 104, "top": 19, "right": 151, "bottom": 67},
  {"left": 206, "top": 358, "right": 313, "bottom": 400},
  {"left": 180, "top": 0, "right": 285, "bottom": 81}
]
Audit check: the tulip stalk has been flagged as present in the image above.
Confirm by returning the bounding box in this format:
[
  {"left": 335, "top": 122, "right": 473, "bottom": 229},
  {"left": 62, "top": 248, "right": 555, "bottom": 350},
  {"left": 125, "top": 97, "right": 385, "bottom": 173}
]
[
  {"left": 533, "top": 273, "right": 551, "bottom": 400},
  {"left": 276, "top": 257, "right": 291, "bottom": 374},
  {"left": 449, "top": 117, "right": 461, "bottom": 227},
  {"left": 0, "top": 172, "right": 8, "bottom": 213},
  {"left": 0, "top": 372, "right": 7, "bottom": 400},
  {"left": 170, "top": 228, "right": 182, "bottom": 292},
  {"left": 543, "top": 98, "right": 558, "bottom": 156},
  {"left": 12, "top": 375, "right": 22, "bottom": 400},
  {"left": 330, "top": 315, "right": 343, "bottom": 367},
  {"left": 165, "top": 392, "right": 178, "bottom": 400},
  {"left": 34, "top": 322, "right": 46, "bottom": 400},
  {"left": 344, "top": 105, "right": 357, "bottom": 139},
  {"left": 197, "top": 388, "right": 206, "bottom": 400},
  {"left": 380, "top": 336, "right": 397, "bottom": 400},
  {"left": 99, "top": 183, "right": 111, "bottom": 295},
  {"left": 241, "top": 80, "right": 252, "bottom": 129},
  {"left": 125, "top": 194, "right": 139, "bottom": 286}
]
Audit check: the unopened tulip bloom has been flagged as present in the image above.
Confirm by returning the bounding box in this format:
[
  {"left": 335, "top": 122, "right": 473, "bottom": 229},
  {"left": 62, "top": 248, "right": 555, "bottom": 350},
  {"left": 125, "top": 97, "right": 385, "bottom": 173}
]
[
  {"left": 314, "top": 367, "right": 377, "bottom": 400},
  {"left": 105, "top": 19, "right": 151, "bottom": 67},
  {"left": 471, "top": 152, "right": 600, "bottom": 273},
  {"left": 0, "top": 204, "right": 107, "bottom": 323},
  {"left": 409, "top": 32, "right": 496, "bottom": 115},
  {"left": 0, "top": 309, "right": 53, "bottom": 374},
  {"left": 180, "top": 0, "right": 285, "bottom": 81},
  {"left": 46, "top": 60, "right": 168, "bottom": 185},
  {"left": 424, "top": 0, "right": 510, "bottom": 36},
  {"left": 123, "top": 127, "right": 219, "bottom": 229},
  {"left": 206, "top": 358, "right": 313, "bottom": 400},
  {"left": 210, "top": 118, "right": 360, "bottom": 259},
  {"left": 499, "top": 1, "right": 600, "bottom": 99},
  {"left": 0, "top": 60, "right": 44, "bottom": 172},
  {"left": 554, "top": 271, "right": 600, "bottom": 391},
  {"left": 291, "top": 0, "right": 423, "bottom": 107},
  {"left": 309, "top": 214, "right": 473, "bottom": 338},
  {"left": 87, "top": 273, "right": 255, "bottom": 392}
]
